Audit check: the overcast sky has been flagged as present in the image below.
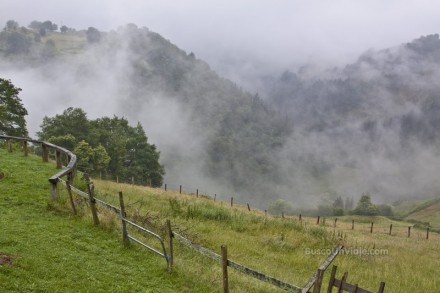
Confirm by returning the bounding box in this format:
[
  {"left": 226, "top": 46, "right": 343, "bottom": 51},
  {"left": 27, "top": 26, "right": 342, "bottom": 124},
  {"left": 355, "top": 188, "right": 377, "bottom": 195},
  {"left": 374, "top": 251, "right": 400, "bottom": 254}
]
[{"left": 2, "top": 0, "right": 440, "bottom": 77}]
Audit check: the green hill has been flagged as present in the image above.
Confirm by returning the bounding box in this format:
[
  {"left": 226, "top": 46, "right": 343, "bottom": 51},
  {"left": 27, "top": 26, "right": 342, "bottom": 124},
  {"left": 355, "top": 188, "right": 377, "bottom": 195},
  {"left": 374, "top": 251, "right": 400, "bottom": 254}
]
[
  {"left": 392, "top": 197, "right": 440, "bottom": 229},
  {"left": 0, "top": 148, "right": 213, "bottom": 292},
  {"left": 2, "top": 147, "right": 439, "bottom": 292}
]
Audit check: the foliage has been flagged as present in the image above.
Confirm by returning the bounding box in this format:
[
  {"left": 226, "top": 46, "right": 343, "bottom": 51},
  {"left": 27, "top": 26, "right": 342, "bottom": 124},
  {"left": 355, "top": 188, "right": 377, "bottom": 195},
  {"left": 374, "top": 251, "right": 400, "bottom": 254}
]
[
  {"left": 332, "top": 196, "right": 344, "bottom": 216},
  {"left": 352, "top": 193, "right": 380, "bottom": 216},
  {"left": 86, "top": 27, "right": 101, "bottom": 43},
  {"left": 377, "top": 204, "right": 394, "bottom": 217},
  {"left": 38, "top": 108, "right": 164, "bottom": 186},
  {"left": 0, "top": 78, "right": 28, "bottom": 136},
  {"left": 268, "top": 199, "right": 294, "bottom": 215}
]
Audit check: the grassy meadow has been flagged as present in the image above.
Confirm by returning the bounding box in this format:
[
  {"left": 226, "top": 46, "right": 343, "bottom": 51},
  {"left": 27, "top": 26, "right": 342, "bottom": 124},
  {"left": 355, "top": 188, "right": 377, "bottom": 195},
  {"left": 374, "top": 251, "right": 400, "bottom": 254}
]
[{"left": 1, "top": 146, "right": 440, "bottom": 292}]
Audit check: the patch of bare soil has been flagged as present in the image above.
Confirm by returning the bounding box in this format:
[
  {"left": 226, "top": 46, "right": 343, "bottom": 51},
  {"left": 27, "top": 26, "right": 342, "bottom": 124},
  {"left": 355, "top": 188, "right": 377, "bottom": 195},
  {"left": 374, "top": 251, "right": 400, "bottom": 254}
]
[{"left": 0, "top": 254, "right": 14, "bottom": 266}]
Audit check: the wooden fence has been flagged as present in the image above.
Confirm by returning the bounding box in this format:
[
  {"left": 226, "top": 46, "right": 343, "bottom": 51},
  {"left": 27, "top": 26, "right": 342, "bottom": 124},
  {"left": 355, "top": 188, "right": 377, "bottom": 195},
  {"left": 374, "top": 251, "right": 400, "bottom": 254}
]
[
  {"left": 2, "top": 135, "right": 386, "bottom": 292},
  {"left": 157, "top": 182, "right": 437, "bottom": 241}
]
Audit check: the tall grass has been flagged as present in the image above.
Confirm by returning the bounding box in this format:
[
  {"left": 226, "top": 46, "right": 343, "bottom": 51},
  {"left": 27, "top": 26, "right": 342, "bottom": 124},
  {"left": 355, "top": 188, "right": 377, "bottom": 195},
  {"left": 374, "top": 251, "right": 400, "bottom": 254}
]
[{"left": 2, "top": 146, "right": 440, "bottom": 292}]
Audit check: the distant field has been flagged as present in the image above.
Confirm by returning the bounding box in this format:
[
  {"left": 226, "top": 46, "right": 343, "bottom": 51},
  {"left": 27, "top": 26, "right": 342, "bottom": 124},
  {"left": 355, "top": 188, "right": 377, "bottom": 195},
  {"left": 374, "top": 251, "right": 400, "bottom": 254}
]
[{"left": 1, "top": 147, "right": 440, "bottom": 292}]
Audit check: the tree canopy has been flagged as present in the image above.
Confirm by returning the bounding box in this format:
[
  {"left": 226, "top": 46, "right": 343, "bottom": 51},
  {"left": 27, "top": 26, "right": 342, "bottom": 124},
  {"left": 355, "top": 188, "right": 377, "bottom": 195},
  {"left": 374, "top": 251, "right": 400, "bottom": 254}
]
[
  {"left": 0, "top": 78, "right": 28, "bottom": 136},
  {"left": 38, "top": 107, "right": 164, "bottom": 187}
]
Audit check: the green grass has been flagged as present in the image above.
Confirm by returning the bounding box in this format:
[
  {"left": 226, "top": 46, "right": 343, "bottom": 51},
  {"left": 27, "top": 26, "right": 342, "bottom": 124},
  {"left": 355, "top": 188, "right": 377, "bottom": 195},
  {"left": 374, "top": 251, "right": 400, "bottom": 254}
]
[
  {"left": 0, "top": 149, "right": 214, "bottom": 292},
  {"left": 2, "top": 147, "right": 440, "bottom": 292}
]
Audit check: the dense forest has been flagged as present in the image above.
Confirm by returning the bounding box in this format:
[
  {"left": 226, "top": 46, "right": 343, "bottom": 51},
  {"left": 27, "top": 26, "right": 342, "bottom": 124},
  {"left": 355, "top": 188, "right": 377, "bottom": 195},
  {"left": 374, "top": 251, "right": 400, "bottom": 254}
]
[{"left": 2, "top": 19, "right": 440, "bottom": 208}]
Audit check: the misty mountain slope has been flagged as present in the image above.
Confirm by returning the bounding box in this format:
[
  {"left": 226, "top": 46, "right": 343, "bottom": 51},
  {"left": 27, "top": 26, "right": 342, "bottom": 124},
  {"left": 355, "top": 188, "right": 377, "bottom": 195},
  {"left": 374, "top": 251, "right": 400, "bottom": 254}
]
[
  {"left": 260, "top": 34, "right": 440, "bottom": 202},
  {"left": 0, "top": 23, "right": 292, "bottom": 205},
  {"left": 4, "top": 20, "right": 440, "bottom": 207}
]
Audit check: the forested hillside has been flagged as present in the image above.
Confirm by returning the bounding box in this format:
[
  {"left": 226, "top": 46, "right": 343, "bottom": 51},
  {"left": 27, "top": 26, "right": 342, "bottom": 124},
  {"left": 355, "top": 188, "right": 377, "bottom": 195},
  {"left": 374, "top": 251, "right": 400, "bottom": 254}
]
[
  {"left": 0, "top": 21, "right": 291, "bottom": 206},
  {"left": 259, "top": 34, "right": 440, "bottom": 204},
  {"left": 2, "top": 20, "right": 440, "bottom": 208}
]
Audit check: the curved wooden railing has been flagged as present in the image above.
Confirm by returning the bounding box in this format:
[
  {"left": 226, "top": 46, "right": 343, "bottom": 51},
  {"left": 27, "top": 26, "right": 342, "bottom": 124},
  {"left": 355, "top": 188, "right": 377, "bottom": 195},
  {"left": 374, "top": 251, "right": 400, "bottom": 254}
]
[{"left": 0, "top": 134, "right": 77, "bottom": 200}]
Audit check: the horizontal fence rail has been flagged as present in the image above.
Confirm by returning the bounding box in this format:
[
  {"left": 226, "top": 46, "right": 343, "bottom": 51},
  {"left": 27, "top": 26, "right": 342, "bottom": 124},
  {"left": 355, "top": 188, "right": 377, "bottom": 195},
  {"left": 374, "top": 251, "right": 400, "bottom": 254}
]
[
  {"left": 0, "top": 134, "right": 77, "bottom": 200},
  {"left": 173, "top": 231, "right": 304, "bottom": 292}
]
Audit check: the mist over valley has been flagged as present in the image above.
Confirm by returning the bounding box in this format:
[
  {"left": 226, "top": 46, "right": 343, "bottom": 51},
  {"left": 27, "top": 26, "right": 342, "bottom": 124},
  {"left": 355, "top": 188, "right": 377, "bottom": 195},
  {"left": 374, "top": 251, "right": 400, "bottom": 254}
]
[{"left": 2, "top": 18, "right": 440, "bottom": 212}]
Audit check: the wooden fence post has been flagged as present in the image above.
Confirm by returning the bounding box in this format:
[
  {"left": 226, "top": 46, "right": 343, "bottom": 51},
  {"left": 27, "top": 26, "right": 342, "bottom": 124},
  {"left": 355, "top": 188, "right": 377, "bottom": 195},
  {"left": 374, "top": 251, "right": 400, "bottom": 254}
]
[
  {"left": 316, "top": 216, "right": 320, "bottom": 225},
  {"left": 7, "top": 139, "right": 12, "bottom": 152},
  {"left": 313, "top": 269, "right": 324, "bottom": 293},
  {"left": 299, "top": 214, "right": 302, "bottom": 222},
  {"left": 221, "top": 245, "right": 229, "bottom": 293},
  {"left": 247, "top": 203, "right": 251, "bottom": 212},
  {"left": 334, "top": 218, "right": 338, "bottom": 228},
  {"left": 87, "top": 181, "right": 99, "bottom": 226},
  {"left": 42, "top": 143, "right": 49, "bottom": 162},
  {"left": 370, "top": 222, "right": 374, "bottom": 233},
  {"left": 23, "top": 140, "right": 28, "bottom": 156},
  {"left": 56, "top": 150, "right": 62, "bottom": 169},
  {"left": 164, "top": 184, "right": 167, "bottom": 191},
  {"left": 50, "top": 179, "right": 58, "bottom": 201},
  {"left": 427, "top": 227, "right": 430, "bottom": 240},
  {"left": 389, "top": 224, "right": 393, "bottom": 235},
  {"left": 230, "top": 197, "right": 233, "bottom": 207},
  {"left": 66, "top": 173, "right": 77, "bottom": 215},
  {"left": 179, "top": 185, "right": 182, "bottom": 194},
  {"left": 352, "top": 219, "right": 354, "bottom": 230},
  {"left": 214, "top": 194, "right": 216, "bottom": 201},
  {"left": 119, "top": 191, "right": 129, "bottom": 246},
  {"left": 408, "top": 226, "right": 411, "bottom": 238},
  {"left": 166, "top": 219, "right": 174, "bottom": 272}
]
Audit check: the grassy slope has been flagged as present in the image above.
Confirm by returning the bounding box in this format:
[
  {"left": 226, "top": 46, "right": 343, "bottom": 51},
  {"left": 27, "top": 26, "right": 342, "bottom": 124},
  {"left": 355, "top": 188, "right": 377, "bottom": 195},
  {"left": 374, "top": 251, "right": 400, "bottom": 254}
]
[
  {"left": 92, "top": 181, "right": 440, "bottom": 292},
  {"left": 0, "top": 148, "right": 213, "bottom": 292},
  {"left": 391, "top": 196, "right": 440, "bottom": 228},
  {"left": 2, "top": 148, "right": 440, "bottom": 292}
]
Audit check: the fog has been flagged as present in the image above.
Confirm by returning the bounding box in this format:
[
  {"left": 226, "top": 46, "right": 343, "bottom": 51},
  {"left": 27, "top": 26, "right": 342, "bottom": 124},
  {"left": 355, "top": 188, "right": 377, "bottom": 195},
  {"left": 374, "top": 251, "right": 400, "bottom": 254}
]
[
  {"left": 2, "top": 1, "right": 440, "bottom": 209},
  {"left": 2, "top": 0, "right": 440, "bottom": 83}
]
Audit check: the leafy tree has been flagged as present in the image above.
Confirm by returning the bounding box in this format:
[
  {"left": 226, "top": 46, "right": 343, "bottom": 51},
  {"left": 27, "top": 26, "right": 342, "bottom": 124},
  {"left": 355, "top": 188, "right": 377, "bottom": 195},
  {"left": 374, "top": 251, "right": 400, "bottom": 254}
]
[
  {"left": 4, "top": 31, "right": 32, "bottom": 55},
  {"left": 38, "top": 108, "right": 164, "bottom": 185},
  {"left": 344, "top": 197, "right": 354, "bottom": 210},
  {"left": 38, "top": 107, "right": 90, "bottom": 143},
  {"left": 0, "top": 78, "right": 28, "bottom": 136},
  {"left": 269, "top": 199, "right": 294, "bottom": 215},
  {"left": 86, "top": 27, "right": 101, "bottom": 43},
  {"left": 332, "top": 196, "right": 344, "bottom": 216},
  {"left": 352, "top": 193, "right": 379, "bottom": 216},
  {"left": 377, "top": 204, "right": 393, "bottom": 217},
  {"left": 5, "top": 20, "right": 19, "bottom": 31},
  {"left": 93, "top": 144, "right": 111, "bottom": 174},
  {"left": 74, "top": 140, "right": 94, "bottom": 172},
  {"left": 60, "top": 25, "right": 68, "bottom": 33},
  {"left": 47, "top": 134, "right": 77, "bottom": 151}
]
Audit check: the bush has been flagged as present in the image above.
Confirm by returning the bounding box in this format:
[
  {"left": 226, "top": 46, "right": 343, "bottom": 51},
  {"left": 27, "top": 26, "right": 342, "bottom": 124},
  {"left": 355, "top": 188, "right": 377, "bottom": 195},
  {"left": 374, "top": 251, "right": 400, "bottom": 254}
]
[{"left": 352, "top": 193, "right": 379, "bottom": 216}]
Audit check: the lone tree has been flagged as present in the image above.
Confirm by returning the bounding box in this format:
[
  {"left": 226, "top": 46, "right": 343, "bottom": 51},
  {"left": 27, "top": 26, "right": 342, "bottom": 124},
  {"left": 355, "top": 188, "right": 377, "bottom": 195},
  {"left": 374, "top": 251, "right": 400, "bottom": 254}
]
[
  {"left": 86, "top": 27, "right": 101, "bottom": 43},
  {"left": 352, "top": 192, "right": 379, "bottom": 216},
  {"left": 0, "top": 78, "right": 28, "bottom": 136}
]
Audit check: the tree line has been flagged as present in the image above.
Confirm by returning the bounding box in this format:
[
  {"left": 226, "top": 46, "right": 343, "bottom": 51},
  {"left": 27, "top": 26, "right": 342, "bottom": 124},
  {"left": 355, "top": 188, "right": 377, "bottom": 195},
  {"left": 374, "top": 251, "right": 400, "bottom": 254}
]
[{"left": 0, "top": 79, "right": 164, "bottom": 187}]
